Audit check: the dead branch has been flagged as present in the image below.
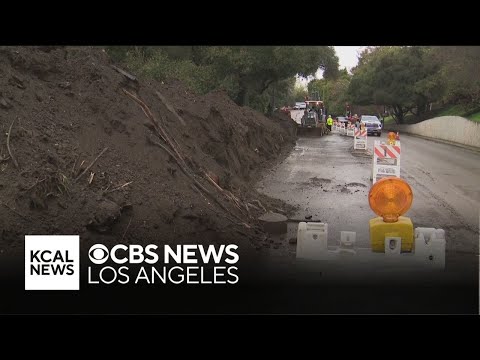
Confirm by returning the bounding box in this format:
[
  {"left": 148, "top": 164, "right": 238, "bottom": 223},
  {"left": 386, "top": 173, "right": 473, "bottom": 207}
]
[
  {"left": 148, "top": 137, "right": 246, "bottom": 224},
  {"left": 190, "top": 183, "right": 208, "bottom": 201},
  {"left": 124, "top": 90, "right": 251, "bottom": 228},
  {"left": 74, "top": 147, "right": 108, "bottom": 183},
  {"left": 244, "top": 203, "right": 251, "bottom": 218},
  {"left": 146, "top": 144, "right": 214, "bottom": 217},
  {"left": 121, "top": 217, "right": 132, "bottom": 241},
  {"left": 205, "top": 172, "right": 225, "bottom": 192},
  {"left": 0, "top": 155, "right": 10, "bottom": 162},
  {"left": 26, "top": 177, "right": 47, "bottom": 191},
  {"left": 71, "top": 156, "right": 78, "bottom": 177},
  {"left": 204, "top": 173, "right": 245, "bottom": 213},
  {"left": 105, "top": 181, "right": 133, "bottom": 194},
  {"left": 148, "top": 136, "right": 187, "bottom": 173},
  {"left": 111, "top": 65, "right": 137, "bottom": 82},
  {"left": 88, "top": 172, "right": 95, "bottom": 185},
  {"left": 7, "top": 118, "right": 19, "bottom": 169},
  {"left": 190, "top": 184, "right": 248, "bottom": 227},
  {"left": 247, "top": 202, "right": 260, "bottom": 211},
  {"left": 226, "top": 190, "right": 242, "bottom": 207},
  {"left": 123, "top": 89, "right": 185, "bottom": 167},
  {"left": 155, "top": 90, "right": 186, "bottom": 126},
  {"left": 251, "top": 199, "right": 267, "bottom": 213}
]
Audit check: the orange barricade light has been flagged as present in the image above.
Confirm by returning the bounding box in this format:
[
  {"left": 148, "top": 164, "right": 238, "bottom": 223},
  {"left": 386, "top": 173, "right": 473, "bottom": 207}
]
[
  {"left": 387, "top": 132, "right": 396, "bottom": 145},
  {"left": 369, "top": 177, "right": 413, "bottom": 223},
  {"left": 368, "top": 177, "right": 414, "bottom": 252}
]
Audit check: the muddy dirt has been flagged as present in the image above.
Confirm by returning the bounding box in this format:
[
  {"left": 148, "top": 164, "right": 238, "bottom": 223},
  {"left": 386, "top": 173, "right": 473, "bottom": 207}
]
[{"left": 0, "top": 46, "right": 297, "bottom": 254}]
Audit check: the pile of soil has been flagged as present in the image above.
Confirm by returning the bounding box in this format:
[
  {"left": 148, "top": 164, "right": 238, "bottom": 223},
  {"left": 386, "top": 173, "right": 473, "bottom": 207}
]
[{"left": 0, "top": 46, "right": 297, "bottom": 254}]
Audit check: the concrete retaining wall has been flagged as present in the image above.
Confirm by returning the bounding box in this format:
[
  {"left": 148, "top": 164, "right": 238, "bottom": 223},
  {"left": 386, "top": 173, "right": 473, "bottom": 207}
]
[{"left": 390, "top": 116, "right": 480, "bottom": 148}]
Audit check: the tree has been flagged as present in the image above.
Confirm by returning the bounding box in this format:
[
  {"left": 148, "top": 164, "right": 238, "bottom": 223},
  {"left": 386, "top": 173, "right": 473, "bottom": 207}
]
[
  {"left": 308, "top": 68, "right": 351, "bottom": 116},
  {"left": 106, "top": 46, "right": 340, "bottom": 112},
  {"left": 195, "top": 46, "right": 339, "bottom": 106},
  {"left": 428, "top": 46, "right": 480, "bottom": 107},
  {"left": 292, "top": 84, "right": 309, "bottom": 104},
  {"left": 347, "top": 46, "right": 443, "bottom": 123}
]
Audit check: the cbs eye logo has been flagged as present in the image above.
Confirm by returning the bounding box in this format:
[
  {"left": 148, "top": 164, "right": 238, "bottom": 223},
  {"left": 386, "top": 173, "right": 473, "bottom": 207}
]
[{"left": 89, "top": 244, "right": 109, "bottom": 264}]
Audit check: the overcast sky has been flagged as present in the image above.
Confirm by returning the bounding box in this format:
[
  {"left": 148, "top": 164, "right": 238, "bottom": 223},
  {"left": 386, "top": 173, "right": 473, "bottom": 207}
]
[
  {"left": 335, "top": 46, "right": 365, "bottom": 70},
  {"left": 297, "top": 46, "right": 365, "bottom": 87}
]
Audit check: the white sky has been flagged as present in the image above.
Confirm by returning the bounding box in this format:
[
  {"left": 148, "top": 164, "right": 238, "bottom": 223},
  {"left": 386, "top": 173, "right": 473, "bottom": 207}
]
[
  {"left": 335, "top": 46, "right": 365, "bottom": 71},
  {"left": 296, "top": 46, "right": 365, "bottom": 87}
]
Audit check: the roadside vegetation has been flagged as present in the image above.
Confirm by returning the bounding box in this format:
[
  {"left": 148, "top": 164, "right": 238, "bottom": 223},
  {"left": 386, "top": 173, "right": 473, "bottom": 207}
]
[
  {"left": 346, "top": 46, "right": 480, "bottom": 124},
  {"left": 106, "top": 46, "right": 339, "bottom": 114},
  {"left": 107, "top": 46, "right": 480, "bottom": 124}
]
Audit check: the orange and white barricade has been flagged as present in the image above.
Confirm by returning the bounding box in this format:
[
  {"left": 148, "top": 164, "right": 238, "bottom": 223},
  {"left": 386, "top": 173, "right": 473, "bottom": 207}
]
[
  {"left": 372, "top": 140, "right": 401, "bottom": 184},
  {"left": 346, "top": 124, "right": 355, "bottom": 137},
  {"left": 354, "top": 129, "right": 367, "bottom": 150}
]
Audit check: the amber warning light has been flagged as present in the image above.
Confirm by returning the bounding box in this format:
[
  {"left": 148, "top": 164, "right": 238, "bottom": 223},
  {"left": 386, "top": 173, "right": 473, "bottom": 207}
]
[{"left": 369, "top": 177, "right": 413, "bottom": 223}]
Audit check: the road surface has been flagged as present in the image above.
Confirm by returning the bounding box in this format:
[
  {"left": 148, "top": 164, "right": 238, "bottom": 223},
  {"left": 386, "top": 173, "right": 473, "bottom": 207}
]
[
  {"left": 257, "top": 130, "right": 479, "bottom": 257},
  {"left": 253, "top": 129, "right": 479, "bottom": 313}
]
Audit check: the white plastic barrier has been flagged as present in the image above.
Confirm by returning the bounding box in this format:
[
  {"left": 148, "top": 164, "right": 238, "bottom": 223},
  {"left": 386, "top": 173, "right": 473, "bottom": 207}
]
[
  {"left": 414, "top": 228, "right": 446, "bottom": 268},
  {"left": 340, "top": 231, "right": 356, "bottom": 255},
  {"left": 346, "top": 125, "right": 355, "bottom": 137},
  {"left": 353, "top": 129, "right": 367, "bottom": 150},
  {"left": 372, "top": 140, "right": 401, "bottom": 184},
  {"left": 296, "top": 222, "right": 328, "bottom": 260},
  {"left": 295, "top": 225, "right": 445, "bottom": 269}
]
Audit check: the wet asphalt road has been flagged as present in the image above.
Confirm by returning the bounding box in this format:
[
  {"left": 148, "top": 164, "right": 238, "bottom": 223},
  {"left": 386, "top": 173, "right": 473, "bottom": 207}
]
[
  {"left": 251, "top": 129, "right": 479, "bottom": 313},
  {"left": 257, "top": 130, "right": 480, "bottom": 257}
]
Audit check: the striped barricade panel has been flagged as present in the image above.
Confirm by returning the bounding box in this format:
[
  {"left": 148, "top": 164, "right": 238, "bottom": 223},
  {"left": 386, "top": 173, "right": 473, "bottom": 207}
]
[
  {"left": 372, "top": 141, "right": 401, "bottom": 184},
  {"left": 354, "top": 129, "right": 368, "bottom": 150},
  {"left": 347, "top": 125, "right": 355, "bottom": 137}
]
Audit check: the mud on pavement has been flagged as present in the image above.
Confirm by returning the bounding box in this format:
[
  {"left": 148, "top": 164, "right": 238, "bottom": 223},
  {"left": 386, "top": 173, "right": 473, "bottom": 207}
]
[{"left": 0, "top": 46, "right": 298, "bottom": 255}]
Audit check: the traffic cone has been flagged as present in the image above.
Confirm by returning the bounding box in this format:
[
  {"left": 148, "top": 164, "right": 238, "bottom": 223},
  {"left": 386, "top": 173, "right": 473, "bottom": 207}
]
[{"left": 396, "top": 132, "right": 400, "bottom": 140}]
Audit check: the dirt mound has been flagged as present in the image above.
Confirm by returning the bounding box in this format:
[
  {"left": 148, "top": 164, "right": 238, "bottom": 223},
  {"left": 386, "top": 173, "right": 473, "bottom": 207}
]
[{"left": 0, "top": 46, "right": 296, "bottom": 253}]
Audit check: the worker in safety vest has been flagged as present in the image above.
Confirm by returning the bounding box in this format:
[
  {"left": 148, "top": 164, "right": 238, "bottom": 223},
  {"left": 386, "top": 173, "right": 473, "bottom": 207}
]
[{"left": 326, "top": 115, "right": 333, "bottom": 132}]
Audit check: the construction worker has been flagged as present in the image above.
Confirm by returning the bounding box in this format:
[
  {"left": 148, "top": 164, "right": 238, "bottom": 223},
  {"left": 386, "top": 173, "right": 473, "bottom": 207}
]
[{"left": 326, "top": 115, "right": 333, "bottom": 132}]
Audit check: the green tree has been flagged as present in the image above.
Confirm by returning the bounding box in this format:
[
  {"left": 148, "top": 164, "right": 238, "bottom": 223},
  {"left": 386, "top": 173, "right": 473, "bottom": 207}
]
[
  {"left": 196, "top": 46, "right": 339, "bottom": 106},
  {"left": 348, "top": 46, "right": 442, "bottom": 123},
  {"left": 308, "top": 68, "right": 351, "bottom": 115},
  {"left": 429, "top": 46, "right": 480, "bottom": 107},
  {"left": 106, "top": 46, "right": 339, "bottom": 113}
]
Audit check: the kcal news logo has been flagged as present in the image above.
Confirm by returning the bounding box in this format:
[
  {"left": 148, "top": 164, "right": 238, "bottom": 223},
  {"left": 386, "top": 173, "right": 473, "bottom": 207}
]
[{"left": 25, "top": 235, "right": 80, "bottom": 290}]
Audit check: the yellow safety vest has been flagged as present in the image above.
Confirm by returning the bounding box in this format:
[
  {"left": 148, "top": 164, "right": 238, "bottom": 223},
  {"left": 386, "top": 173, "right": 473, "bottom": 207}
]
[{"left": 327, "top": 117, "right": 333, "bottom": 125}]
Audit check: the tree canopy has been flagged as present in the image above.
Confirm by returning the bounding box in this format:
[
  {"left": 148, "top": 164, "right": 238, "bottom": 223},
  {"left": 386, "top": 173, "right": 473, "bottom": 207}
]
[
  {"left": 308, "top": 68, "right": 351, "bottom": 115},
  {"left": 107, "top": 46, "right": 339, "bottom": 112},
  {"left": 346, "top": 46, "right": 480, "bottom": 123}
]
